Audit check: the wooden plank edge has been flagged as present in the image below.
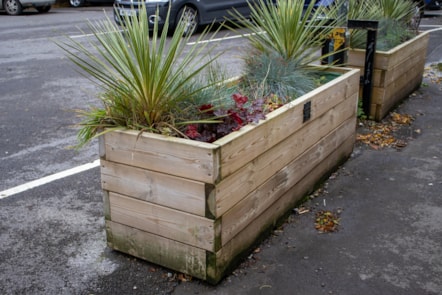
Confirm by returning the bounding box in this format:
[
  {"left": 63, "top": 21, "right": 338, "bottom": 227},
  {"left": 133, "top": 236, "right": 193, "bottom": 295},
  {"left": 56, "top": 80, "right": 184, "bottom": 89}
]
[
  {"left": 220, "top": 116, "right": 356, "bottom": 244},
  {"left": 215, "top": 94, "right": 358, "bottom": 218},
  {"left": 348, "top": 31, "right": 429, "bottom": 70},
  {"left": 108, "top": 192, "right": 216, "bottom": 251},
  {"left": 215, "top": 68, "right": 359, "bottom": 178},
  {"left": 104, "top": 130, "right": 221, "bottom": 184},
  {"left": 205, "top": 135, "right": 356, "bottom": 284},
  {"left": 101, "top": 159, "right": 207, "bottom": 217},
  {"left": 105, "top": 220, "right": 208, "bottom": 280}
]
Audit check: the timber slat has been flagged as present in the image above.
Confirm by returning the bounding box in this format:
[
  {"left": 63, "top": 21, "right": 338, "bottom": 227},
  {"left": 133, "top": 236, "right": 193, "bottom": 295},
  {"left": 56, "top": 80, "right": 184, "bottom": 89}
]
[
  {"left": 221, "top": 117, "right": 356, "bottom": 245},
  {"left": 209, "top": 135, "right": 356, "bottom": 283},
  {"left": 374, "top": 72, "right": 424, "bottom": 119},
  {"left": 347, "top": 31, "right": 429, "bottom": 70},
  {"left": 106, "top": 221, "right": 208, "bottom": 280},
  {"left": 379, "top": 49, "right": 426, "bottom": 87},
  {"left": 348, "top": 31, "right": 429, "bottom": 121},
  {"left": 108, "top": 192, "right": 216, "bottom": 251},
  {"left": 215, "top": 91, "right": 358, "bottom": 217},
  {"left": 104, "top": 130, "right": 220, "bottom": 184},
  {"left": 215, "top": 68, "right": 360, "bottom": 179},
  {"left": 101, "top": 160, "right": 207, "bottom": 216}
]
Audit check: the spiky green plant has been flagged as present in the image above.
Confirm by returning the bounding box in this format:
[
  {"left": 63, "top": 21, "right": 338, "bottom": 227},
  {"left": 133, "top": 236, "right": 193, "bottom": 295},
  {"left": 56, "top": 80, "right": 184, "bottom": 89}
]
[
  {"left": 231, "top": 0, "right": 340, "bottom": 64},
  {"left": 346, "top": 0, "right": 419, "bottom": 50},
  {"left": 228, "top": 0, "right": 341, "bottom": 100},
  {"left": 373, "top": 0, "right": 417, "bottom": 22},
  {"left": 56, "top": 4, "right": 224, "bottom": 148}
]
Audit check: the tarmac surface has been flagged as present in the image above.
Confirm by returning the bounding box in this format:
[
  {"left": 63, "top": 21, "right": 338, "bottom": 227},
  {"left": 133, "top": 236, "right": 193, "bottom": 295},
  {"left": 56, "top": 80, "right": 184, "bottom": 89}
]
[{"left": 0, "top": 10, "right": 441, "bottom": 295}]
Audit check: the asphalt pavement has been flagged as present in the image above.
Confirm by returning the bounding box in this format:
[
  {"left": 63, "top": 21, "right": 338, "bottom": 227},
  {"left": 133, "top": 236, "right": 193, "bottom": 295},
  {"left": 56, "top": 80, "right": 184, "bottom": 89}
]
[{"left": 0, "top": 9, "right": 441, "bottom": 295}]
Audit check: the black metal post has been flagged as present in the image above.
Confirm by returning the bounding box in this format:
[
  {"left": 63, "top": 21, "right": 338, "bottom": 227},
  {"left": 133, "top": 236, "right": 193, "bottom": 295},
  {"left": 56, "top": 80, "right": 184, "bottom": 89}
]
[
  {"left": 347, "top": 20, "right": 378, "bottom": 117},
  {"left": 361, "top": 29, "right": 377, "bottom": 116}
]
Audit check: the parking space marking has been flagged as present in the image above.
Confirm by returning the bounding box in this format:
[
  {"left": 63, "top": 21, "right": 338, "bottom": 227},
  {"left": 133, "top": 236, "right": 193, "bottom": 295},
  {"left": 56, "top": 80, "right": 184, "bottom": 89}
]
[
  {"left": 69, "top": 30, "right": 124, "bottom": 39},
  {"left": 186, "top": 33, "right": 249, "bottom": 45},
  {"left": 186, "top": 31, "right": 265, "bottom": 45},
  {"left": 420, "top": 25, "right": 442, "bottom": 28},
  {"left": 0, "top": 159, "right": 100, "bottom": 199}
]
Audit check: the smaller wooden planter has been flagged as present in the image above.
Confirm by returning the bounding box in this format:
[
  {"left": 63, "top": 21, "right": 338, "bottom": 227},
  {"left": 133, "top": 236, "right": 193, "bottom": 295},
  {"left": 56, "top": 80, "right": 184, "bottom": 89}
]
[
  {"left": 99, "top": 67, "right": 360, "bottom": 284},
  {"left": 348, "top": 31, "right": 430, "bottom": 120}
]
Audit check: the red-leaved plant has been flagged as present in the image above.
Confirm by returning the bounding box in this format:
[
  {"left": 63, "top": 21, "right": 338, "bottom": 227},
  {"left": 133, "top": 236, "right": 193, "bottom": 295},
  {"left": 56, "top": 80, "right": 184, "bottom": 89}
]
[{"left": 185, "top": 93, "right": 283, "bottom": 142}]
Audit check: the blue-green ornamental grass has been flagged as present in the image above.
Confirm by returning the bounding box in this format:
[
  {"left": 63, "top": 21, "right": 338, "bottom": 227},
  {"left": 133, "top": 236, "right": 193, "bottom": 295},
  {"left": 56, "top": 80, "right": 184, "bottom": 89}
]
[{"left": 228, "top": 0, "right": 341, "bottom": 101}]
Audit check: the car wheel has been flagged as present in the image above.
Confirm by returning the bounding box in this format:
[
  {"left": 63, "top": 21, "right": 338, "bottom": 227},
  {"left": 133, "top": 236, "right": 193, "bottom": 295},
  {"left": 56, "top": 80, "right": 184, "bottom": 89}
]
[
  {"left": 36, "top": 5, "right": 51, "bottom": 13},
  {"left": 70, "top": 0, "right": 84, "bottom": 7},
  {"left": 176, "top": 6, "right": 199, "bottom": 37},
  {"left": 4, "top": 0, "right": 23, "bottom": 15}
]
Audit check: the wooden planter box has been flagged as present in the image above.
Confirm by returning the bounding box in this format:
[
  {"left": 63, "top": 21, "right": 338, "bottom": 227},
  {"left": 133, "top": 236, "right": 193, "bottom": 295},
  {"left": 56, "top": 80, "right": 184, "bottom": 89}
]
[
  {"left": 99, "top": 67, "right": 360, "bottom": 284},
  {"left": 347, "top": 31, "right": 429, "bottom": 121}
]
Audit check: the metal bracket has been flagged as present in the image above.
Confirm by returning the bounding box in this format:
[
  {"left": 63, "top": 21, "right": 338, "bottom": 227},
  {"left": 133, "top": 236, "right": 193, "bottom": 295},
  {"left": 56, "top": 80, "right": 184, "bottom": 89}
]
[{"left": 303, "top": 101, "right": 312, "bottom": 123}]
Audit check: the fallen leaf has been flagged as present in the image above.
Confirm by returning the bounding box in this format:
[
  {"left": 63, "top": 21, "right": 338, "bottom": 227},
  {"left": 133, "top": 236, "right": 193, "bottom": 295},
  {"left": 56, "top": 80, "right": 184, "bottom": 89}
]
[
  {"left": 177, "top": 273, "right": 192, "bottom": 282},
  {"left": 391, "top": 112, "right": 413, "bottom": 125},
  {"left": 314, "top": 210, "right": 340, "bottom": 233}
]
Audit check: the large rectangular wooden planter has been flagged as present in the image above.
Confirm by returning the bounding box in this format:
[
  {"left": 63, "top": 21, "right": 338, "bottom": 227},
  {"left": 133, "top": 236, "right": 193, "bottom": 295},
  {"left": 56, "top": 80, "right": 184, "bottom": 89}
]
[
  {"left": 99, "top": 67, "right": 360, "bottom": 284},
  {"left": 347, "top": 31, "right": 429, "bottom": 121}
]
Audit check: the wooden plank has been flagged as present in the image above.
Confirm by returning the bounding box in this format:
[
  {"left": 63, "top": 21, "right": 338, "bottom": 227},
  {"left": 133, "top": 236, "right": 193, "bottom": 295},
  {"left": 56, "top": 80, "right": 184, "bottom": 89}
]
[
  {"left": 375, "top": 31, "right": 429, "bottom": 70},
  {"left": 102, "top": 190, "right": 111, "bottom": 220},
  {"left": 380, "top": 49, "right": 427, "bottom": 87},
  {"left": 348, "top": 31, "right": 429, "bottom": 70},
  {"left": 221, "top": 117, "right": 356, "bottom": 245},
  {"left": 368, "top": 65, "right": 424, "bottom": 119},
  {"left": 376, "top": 73, "right": 424, "bottom": 119},
  {"left": 207, "top": 135, "right": 356, "bottom": 283},
  {"left": 352, "top": 40, "right": 427, "bottom": 88},
  {"left": 103, "top": 130, "right": 220, "bottom": 184},
  {"left": 371, "top": 63, "right": 424, "bottom": 106},
  {"left": 101, "top": 160, "right": 208, "bottom": 216},
  {"left": 355, "top": 49, "right": 425, "bottom": 90},
  {"left": 108, "top": 192, "right": 216, "bottom": 251},
  {"left": 215, "top": 92, "right": 358, "bottom": 217},
  {"left": 106, "top": 221, "right": 208, "bottom": 280},
  {"left": 215, "top": 68, "right": 360, "bottom": 179}
]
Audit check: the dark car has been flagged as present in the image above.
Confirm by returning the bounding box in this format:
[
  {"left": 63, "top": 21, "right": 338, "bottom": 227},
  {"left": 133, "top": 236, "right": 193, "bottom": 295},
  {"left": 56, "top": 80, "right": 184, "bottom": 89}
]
[
  {"left": 114, "top": 0, "right": 261, "bottom": 36},
  {"left": 70, "top": 0, "right": 113, "bottom": 8},
  {"left": 113, "top": 0, "right": 335, "bottom": 36},
  {"left": 424, "top": 0, "right": 441, "bottom": 9}
]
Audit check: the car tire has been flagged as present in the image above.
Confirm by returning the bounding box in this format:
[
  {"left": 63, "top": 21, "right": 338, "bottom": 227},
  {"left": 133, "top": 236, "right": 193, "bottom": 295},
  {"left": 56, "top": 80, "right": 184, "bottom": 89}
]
[
  {"left": 36, "top": 5, "right": 51, "bottom": 13},
  {"left": 4, "top": 0, "right": 23, "bottom": 15},
  {"left": 70, "top": 0, "right": 84, "bottom": 7},
  {"left": 176, "top": 6, "right": 199, "bottom": 37}
]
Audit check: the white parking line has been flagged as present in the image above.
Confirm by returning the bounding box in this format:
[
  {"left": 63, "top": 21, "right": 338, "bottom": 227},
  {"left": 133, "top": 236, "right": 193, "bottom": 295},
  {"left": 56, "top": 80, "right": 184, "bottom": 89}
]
[
  {"left": 186, "top": 31, "right": 265, "bottom": 45},
  {"left": 186, "top": 33, "right": 251, "bottom": 45},
  {"left": 420, "top": 25, "right": 442, "bottom": 28},
  {"left": 0, "top": 160, "right": 100, "bottom": 199},
  {"left": 69, "top": 30, "right": 124, "bottom": 39}
]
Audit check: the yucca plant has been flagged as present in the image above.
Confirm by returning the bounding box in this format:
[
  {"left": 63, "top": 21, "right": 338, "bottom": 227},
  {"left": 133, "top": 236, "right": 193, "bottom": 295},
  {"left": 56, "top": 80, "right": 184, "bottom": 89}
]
[
  {"left": 374, "top": 0, "right": 418, "bottom": 21},
  {"left": 56, "top": 4, "right": 226, "bottom": 148},
  {"left": 228, "top": 0, "right": 341, "bottom": 101},
  {"left": 346, "top": 0, "right": 419, "bottom": 50}
]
